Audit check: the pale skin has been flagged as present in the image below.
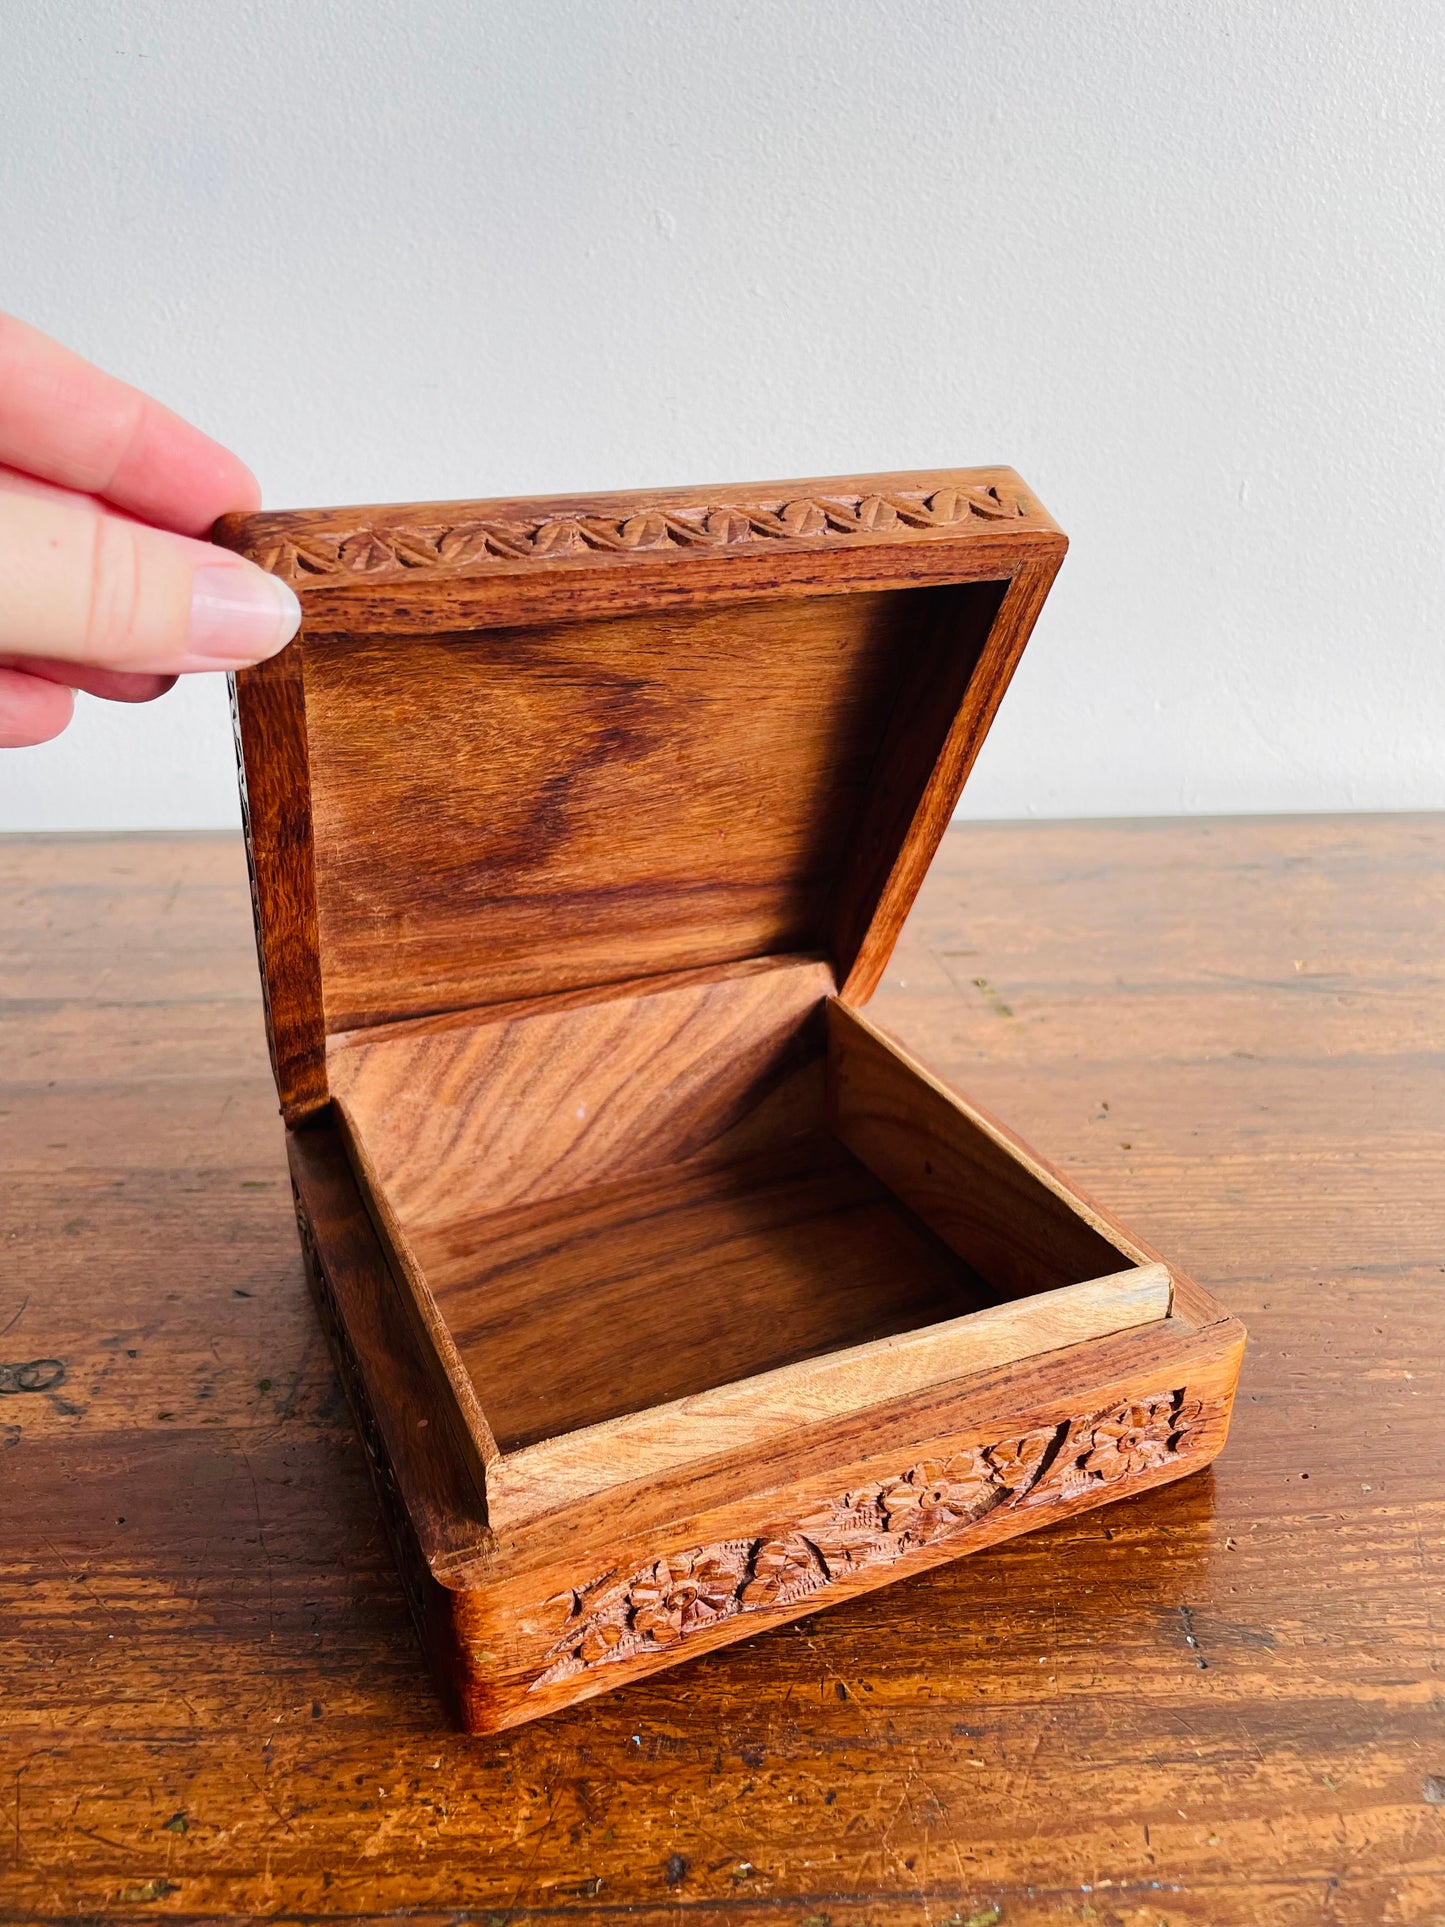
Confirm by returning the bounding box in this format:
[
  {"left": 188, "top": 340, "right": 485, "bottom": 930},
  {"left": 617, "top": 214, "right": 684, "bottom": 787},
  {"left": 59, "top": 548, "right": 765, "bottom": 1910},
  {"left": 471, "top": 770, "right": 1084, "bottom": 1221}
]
[{"left": 0, "top": 312, "right": 301, "bottom": 750}]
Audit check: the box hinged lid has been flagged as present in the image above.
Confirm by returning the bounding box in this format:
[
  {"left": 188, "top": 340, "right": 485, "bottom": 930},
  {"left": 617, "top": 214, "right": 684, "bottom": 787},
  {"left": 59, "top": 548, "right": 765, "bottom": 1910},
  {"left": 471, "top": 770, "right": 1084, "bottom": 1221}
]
[{"left": 218, "top": 467, "right": 1065, "bottom": 1121}]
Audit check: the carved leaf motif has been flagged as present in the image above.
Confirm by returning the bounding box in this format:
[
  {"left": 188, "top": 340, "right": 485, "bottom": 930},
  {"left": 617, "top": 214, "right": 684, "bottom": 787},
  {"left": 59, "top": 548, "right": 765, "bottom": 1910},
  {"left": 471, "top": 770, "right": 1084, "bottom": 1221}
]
[
  {"left": 739, "top": 1535, "right": 827, "bottom": 1609},
  {"left": 923, "top": 487, "right": 967, "bottom": 524},
  {"left": 701, "top": 508, "right": 755, "bottom": 545},
  {"left": 338, "top": 531, "right": 397, "bottom": 574},
  {"left": 477, "top": 522, "right": 537, "bottom": 560},
  {"left": 890, "top": 494, "right": 944, "bottom": 527},
  {"left": 1169, "top": 1399, "right": 1206, "bottom": 1452},
  {"left": 293, "top": 536, "right": 344, "bottom": 572},
  {"left": 573, "top": 517, "right": 630, "bottom": 552},
  {"left": 435, "top": 524, "right": 498, "bottom": 566},
  {"left": 984, "top": 1426, "right": 1058, "bottom": 1492},
  {"left": 250, "top": 541, "right": 297, "bottom": 578},
  {"left": 578, "top": 1618, "right": 626, "bottom": 1663},
  {"left": 779, "top": 500, "right": 830, "bottom": 538},
  {"left": 387, "top": 527, "right": 446, "bottom": 568},
  {"left": 846, "top": 495, "right": 901, "bottom": 532},
  {"left": 257, "top": 535, "right": 343, "bottom": 579},
  {"left": 529, "top": 518, "right": 592, "bottom": 556},
  {"left": 618, "top": 512, "right": 675, "bottom": 550}
]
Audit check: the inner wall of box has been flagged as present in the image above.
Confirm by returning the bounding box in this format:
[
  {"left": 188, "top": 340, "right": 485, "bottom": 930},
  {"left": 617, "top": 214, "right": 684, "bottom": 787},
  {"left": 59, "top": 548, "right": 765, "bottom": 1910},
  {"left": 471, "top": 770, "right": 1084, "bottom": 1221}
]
[
  {"left": 311, "top": 577, "right": 1132, "bottom": 1449},
  {"left": 298, "top": 581, "right": 1007, "bottom": 1029},
  {"left": 331, "top": 962, "right": 1135, "bottom": 1452}
]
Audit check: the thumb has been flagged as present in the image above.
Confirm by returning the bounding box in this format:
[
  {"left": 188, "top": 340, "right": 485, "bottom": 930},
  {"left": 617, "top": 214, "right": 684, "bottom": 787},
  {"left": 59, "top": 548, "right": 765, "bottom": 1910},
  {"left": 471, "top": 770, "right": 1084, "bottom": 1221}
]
[{"left": 0, "top": 483, "right": 300, "bottom": 675}]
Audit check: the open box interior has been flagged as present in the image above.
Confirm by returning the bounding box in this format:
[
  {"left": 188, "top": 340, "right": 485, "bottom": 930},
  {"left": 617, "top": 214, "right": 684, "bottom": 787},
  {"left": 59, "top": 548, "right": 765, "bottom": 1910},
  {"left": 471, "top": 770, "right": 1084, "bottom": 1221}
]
[
  {"left": 297, "top": 580, "right": 1171, "bottom": 1485},
  {"left": 327, "top": 958, "right": 1161, "bottom": 1462}
]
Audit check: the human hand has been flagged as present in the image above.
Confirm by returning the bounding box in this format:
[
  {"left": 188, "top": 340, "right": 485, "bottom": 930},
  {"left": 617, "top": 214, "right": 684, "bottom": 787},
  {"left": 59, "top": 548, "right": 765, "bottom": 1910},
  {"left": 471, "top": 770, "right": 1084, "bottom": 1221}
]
[{"left": 0, "top": 312, "right": 300, "bottom": 749}]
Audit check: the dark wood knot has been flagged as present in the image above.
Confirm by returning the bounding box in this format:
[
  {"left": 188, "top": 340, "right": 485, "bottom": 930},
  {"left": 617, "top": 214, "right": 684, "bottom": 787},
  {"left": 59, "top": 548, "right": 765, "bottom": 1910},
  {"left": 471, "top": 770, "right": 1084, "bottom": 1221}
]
[{"left": 0, "top": 1358, "right": 66, "bottom": 1394}]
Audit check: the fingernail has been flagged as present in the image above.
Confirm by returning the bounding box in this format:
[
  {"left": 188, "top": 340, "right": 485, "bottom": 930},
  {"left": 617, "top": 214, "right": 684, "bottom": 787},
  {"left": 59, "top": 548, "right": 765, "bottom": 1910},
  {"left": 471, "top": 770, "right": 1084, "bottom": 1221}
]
[{"left": 187, "top": 563, "right": 302, "bottom": 663}]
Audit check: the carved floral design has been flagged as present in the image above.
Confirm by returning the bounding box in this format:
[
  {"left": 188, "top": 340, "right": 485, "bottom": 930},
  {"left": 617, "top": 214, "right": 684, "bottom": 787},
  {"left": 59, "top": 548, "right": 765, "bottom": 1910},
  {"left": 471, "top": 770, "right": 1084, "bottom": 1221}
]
[
  {"left": 879, "top": 1456, "right": 1000, "bottom": 1539},
  {"left": 1031, "top": 1392, "right": 1206, "bottom": 1506},
  {"left": 629, "top": 1547, "right": 750, "bottom": 1645},
  {"left": 246, "top": 484, "right": 1034, "bottom": 587},
  {"left": 530, "top": 1391, "right": 1210, "bottom": 1690},
  {"left": 1084, "top": 1398, "right": 1202, "bottom": 1479},
  {"left": 740, "top": 1535, "right": 829, "bottom": 1611},
  {"left": 535, "top": 1541, "right": 756, "bottom": 1676}
]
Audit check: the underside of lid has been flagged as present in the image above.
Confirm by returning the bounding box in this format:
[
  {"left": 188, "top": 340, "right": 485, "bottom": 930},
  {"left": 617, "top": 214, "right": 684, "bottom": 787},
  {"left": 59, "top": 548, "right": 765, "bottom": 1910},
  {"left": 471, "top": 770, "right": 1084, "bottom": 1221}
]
[{"left": 220, "top": 467, "right": 1065, "bottom": 1118}]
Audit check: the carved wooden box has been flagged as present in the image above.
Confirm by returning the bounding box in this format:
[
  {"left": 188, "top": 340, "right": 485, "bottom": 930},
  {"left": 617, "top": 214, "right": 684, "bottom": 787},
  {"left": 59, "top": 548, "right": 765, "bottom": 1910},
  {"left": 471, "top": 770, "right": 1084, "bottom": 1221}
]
[{"left": 219, "top": 469, "right": 1245, "bottom": 1733}]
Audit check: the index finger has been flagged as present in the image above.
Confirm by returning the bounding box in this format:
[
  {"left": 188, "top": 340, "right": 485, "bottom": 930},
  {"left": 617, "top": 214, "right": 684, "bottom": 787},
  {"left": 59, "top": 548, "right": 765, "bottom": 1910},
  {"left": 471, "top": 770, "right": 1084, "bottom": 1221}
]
[{"left": 0, "top": 311, "right": 262, "bottom": 537}]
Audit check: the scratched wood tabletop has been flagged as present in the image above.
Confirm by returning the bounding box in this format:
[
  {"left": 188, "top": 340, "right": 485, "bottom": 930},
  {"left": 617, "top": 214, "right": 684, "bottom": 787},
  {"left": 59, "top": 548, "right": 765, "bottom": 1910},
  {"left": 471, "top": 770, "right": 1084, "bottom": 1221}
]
[{"left": 2, "top": 815, "right": 1442, "bottom": 1927}]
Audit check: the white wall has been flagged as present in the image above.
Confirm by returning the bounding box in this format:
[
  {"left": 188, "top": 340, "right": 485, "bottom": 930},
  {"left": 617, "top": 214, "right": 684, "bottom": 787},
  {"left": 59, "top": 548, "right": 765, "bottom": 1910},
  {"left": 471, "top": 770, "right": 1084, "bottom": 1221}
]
[{"left": 2, "top": 0, "right": 1440, "bottom": 831}]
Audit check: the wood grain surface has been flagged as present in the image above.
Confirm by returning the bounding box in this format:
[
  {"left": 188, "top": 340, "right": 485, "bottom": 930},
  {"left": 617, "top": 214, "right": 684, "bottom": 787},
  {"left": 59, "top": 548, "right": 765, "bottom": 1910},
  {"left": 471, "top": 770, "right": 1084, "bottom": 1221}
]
[
  {"left": 227, "top": 656, "right": 325, "bottom": 1121},
  {"left": 295, "top": 583, "right": 1005, "bottom": 1031},
  {"left": 329, "top": 955, "right": 835, "bottom": 1237},
  {"left": 425, "top": 1131, "right": 993, "bottom": 1453},
  {"left": 2, "top": 816, "right": 1443, "bottom": 1923}
]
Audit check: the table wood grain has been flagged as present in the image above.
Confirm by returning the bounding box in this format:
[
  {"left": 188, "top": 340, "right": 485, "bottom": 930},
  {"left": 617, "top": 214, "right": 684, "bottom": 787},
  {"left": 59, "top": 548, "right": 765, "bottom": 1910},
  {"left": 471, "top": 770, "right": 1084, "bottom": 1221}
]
[{"left": 2, "top": 816, "right": 1442, "bottom": 1926}]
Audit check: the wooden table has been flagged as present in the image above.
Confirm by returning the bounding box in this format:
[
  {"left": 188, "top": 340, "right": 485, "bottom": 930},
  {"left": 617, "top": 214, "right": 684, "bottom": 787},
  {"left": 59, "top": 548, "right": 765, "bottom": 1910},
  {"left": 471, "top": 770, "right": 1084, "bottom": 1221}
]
[{"left": 3, "top": 816, "right": 1442, "bottom": 1926}]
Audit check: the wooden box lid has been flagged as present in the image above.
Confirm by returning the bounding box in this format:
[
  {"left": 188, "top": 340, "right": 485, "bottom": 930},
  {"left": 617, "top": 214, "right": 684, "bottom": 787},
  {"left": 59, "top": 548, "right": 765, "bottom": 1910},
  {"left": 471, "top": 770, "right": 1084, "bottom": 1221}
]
[{"left": 217, "top": 468, "right": 1065, "bottom": 1121}]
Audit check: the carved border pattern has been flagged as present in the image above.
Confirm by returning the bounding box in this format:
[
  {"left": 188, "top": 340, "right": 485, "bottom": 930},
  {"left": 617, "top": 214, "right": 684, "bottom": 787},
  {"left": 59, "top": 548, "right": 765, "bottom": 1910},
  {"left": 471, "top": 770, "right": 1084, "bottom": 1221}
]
[
  {"left": 248, "top": 484, "right": 1033, "bottom": 587},
  {"left": 529, "top": 1391, "right": 1206, "bottom": 1690}
]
